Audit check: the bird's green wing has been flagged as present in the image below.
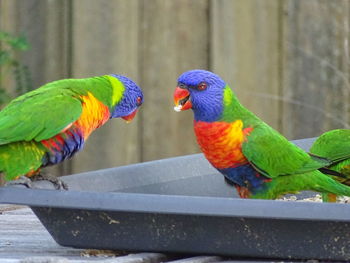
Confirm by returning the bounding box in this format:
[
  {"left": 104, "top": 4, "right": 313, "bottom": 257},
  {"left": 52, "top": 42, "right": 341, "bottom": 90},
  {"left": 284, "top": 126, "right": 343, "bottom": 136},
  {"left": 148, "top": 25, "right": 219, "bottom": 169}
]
[
  {"left": 242, "top": 124, "right": 330, "bottom": 178},
  {"left": 310, "top": 129, "right": 350, "bottom": 164},
  {"left": 0, "top": 83, "right": 83, "bottom": 144}
]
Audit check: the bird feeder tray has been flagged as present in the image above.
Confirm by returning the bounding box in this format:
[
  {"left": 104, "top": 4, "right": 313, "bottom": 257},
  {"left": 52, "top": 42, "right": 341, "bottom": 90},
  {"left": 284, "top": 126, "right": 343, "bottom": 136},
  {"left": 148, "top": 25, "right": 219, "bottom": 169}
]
[{"left": 1, "top": 138, "right": 350, "bottom": 261}]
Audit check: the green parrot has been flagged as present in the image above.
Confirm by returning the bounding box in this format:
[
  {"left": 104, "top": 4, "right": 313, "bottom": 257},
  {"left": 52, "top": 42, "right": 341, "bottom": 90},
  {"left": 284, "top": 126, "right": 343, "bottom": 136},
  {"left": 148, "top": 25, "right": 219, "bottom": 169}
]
[
  {"left": 173, "top": 69, "right": 350, "bottom": 200},
  {"left": 310, "top": 129, "right": 350, "bottom": 202},
  {"left": 0, "top": 74, "right": 143, "bottom": 188}
]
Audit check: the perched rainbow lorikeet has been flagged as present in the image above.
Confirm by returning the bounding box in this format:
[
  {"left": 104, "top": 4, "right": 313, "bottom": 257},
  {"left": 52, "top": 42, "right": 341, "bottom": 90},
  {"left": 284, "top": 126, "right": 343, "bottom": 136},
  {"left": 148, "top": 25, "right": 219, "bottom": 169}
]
[
  {"left": 173, "top": 69, "right": 350, "bottom": 200},
  {"left": 0, "top": 74, "right": 143, "bottom": 188},
  {"left": 310, "top": 129, "right": 350, "bottom": 202}
]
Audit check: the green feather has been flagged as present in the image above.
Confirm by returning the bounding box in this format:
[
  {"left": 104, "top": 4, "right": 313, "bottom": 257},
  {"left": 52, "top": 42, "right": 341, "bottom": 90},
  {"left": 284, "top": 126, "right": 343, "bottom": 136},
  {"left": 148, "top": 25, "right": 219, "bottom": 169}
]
[
  {"left": 242, "top": 125, "right": 330, "bottom": 178},
  {"left": 309, "top": 129, "right": 350, "bottom": 202},
  {"left": 0, "top": 76, "right": 115, "bottom": 144},
  {"left": 0, "top": 141, "right": 46, "bottom": 181},
  {"left": 252, "top": 170, "right": 350, "bottom": 199},
  {"left": 310, "top": 129, "right": 350, "bottom": 164}
]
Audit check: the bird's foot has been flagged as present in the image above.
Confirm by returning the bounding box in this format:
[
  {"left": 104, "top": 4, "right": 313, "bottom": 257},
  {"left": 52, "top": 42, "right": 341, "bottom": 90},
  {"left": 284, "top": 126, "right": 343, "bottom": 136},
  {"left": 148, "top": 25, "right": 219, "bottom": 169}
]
[
  {"left": 32, "top": 173, "right": 69, "bottom": 190},
  {"left": 4, "top": 176, "right": 33, "bottom": 188}
]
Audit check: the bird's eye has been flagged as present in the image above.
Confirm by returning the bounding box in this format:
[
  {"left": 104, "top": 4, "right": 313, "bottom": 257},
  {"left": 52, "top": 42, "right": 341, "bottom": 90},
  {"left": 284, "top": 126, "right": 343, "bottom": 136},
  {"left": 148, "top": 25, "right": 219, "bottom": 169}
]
[
  {"left": 197, "top": 82, "right": 207, "bottom": 91},
  {"left": 136, "top": 96, "right": 142, "bottom": 106},
  {"left": 178, "top": 83, "right": 187, "bottom": 89}
]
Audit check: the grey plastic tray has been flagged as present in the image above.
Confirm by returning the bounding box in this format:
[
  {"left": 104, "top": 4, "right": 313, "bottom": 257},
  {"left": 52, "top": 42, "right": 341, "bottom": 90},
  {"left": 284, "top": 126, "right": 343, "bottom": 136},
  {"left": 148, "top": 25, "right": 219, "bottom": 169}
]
[{"left": 1, "top": 138, "right": 350, "bottom": 261}]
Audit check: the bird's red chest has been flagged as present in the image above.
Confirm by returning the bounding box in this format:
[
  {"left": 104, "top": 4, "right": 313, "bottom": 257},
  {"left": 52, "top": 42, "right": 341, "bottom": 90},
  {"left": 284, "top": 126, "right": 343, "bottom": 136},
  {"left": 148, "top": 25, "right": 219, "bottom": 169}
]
[{"left": 194, "top": 120, "right": 252, "bottom": 169}]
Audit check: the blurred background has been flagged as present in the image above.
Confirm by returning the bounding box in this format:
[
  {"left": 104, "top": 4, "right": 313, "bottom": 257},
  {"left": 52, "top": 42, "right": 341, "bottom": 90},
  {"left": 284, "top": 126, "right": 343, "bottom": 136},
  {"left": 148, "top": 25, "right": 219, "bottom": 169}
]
[{"left": 0, "top": 0, "right": 349, "bottom": 177}]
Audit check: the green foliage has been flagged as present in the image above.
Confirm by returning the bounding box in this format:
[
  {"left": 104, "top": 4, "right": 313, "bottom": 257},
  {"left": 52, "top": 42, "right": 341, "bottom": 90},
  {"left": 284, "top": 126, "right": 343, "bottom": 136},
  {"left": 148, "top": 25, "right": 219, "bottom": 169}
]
[{"left": 0, "top": 31, "right": 33, "bottom": 107}]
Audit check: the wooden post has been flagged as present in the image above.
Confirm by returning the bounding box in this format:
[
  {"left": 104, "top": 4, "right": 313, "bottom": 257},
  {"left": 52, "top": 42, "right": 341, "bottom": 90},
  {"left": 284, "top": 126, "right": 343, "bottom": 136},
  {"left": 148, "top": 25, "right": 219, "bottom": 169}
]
[
  {"left": 139, "top": 0, "right": 209, "bottom": 161},
  {"left": 282, "top": 0, "right": 350, "bottom": 139},
  {"left": 211, "top": 0, "right": 282, "bottom": 130}
]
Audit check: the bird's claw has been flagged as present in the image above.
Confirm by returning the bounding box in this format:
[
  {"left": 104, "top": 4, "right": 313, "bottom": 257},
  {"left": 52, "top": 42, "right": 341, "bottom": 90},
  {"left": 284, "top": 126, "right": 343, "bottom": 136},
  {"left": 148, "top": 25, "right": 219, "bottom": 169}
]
[
  {"left": 4, "top": 176, "right": 33, "bottom": 188},
  {"left": 4, "top": 174, "right": 68, "bottom": 190},
  {"left": 33, "top": 173, "right": 69, "bottom": 190}
]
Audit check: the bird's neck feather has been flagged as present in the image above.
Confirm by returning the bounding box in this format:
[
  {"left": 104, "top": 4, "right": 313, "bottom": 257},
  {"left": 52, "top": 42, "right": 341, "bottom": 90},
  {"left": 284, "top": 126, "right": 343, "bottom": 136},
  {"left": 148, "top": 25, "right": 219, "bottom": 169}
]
[
  {"left": 208, "top": 85, "right": 260, "bottom": 125},
  {"left": 77, "top": 76, "right": 125, "bottom": 111},
  {"left": 75, "top": 92, "right": 111, "bottom": 139}
]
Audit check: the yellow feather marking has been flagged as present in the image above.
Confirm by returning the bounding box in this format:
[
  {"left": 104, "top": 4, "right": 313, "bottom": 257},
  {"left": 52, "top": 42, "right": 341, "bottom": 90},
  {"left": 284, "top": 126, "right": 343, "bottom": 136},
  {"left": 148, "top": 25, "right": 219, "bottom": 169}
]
[
  {"left": 76, "top": 92, "right": 110, "bottom": 139},
  {"left": 223, "top": 87, "right": 233, "bottom": 106},
  {"left": 106, "top": 75, "right": 125, "bottom": 106}
]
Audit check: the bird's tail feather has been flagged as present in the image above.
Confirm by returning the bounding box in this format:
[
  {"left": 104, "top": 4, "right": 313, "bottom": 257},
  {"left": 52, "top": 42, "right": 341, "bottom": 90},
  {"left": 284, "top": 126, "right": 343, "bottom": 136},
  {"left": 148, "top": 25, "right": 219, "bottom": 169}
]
[
  {"left": 0, "top": 141, "right": 44, "bottom": 181},
  {"left": 258, "top": 171, "right": 350, "bottom": 199},
  {"left": 305, "top": 171, "right": 350, "bottom": 197}
]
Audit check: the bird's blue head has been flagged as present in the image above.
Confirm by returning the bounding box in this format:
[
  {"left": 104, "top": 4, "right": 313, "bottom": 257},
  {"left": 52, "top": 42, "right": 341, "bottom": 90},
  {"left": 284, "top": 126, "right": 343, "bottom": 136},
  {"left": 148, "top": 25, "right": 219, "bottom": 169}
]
[
  {"left": 109, "top": 74, "right": 143, "bottom": 122},
  {"left": 174, "top": 69, "right": 226, "bottom": 122}
]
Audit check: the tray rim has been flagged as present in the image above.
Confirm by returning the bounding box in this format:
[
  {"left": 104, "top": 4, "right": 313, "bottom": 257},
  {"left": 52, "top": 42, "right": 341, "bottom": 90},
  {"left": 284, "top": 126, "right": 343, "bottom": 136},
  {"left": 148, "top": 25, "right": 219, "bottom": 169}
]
[{"left": 1, "top": 186, "right": 350, "bottom": 222}]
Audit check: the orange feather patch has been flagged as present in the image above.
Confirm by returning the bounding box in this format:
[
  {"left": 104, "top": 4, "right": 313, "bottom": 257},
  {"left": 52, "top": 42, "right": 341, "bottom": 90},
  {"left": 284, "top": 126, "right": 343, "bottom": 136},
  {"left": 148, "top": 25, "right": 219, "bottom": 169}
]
[
  {"left": 75, "top": 92, "right": 111, "bottom": 139},
  {"left": 194, "top": 120, "right": 249, "bottom": 169}
]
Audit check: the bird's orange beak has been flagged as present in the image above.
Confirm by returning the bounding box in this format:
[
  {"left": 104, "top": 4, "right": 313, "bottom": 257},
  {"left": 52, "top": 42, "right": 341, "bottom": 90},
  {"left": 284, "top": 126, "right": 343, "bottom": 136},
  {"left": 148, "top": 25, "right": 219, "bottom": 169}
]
[
  {"left": 173, "top": 86, "right": 192, "bottom": 112},
  {"left": 122, "top": 109, "right": 138, "bottom": 123}
]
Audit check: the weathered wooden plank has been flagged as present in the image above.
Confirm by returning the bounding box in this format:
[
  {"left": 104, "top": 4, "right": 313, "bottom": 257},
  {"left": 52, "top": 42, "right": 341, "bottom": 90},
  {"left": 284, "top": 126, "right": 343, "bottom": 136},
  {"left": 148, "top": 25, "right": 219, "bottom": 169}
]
[
  {"left": 211, "top": 0, "right": 281, "bottom": 130},
  {"left": 139, "top": 0, "right": 209, "bottom": 161},
  {"left": 282, "top": 0, "right": 350, "bottom": 139},
  {"left": 0, "top": 0, "right": 71, "bottom": 93},
  {"left": 168, "top": 256, "right": 223, "bottom": 263},
  {"left": 0, "top": 206, "right": 170, "bottom": 262},
  {"left": 0, "top": 207, "right": 86, "bottom": 260},
  {"left": 0, "top": 0, "right": 18, "bottom": 186},
  {"left": 0, "top": 0, "right": 22, "bottom": 99},
  {"left": 70, "top": 0, "right": 141, "bottom": 173},
  {"left": 0, "top": 204, "right": 26, "bottom": 213},
  {"left": 14, "top": 1, "right": 62, "bottom": 86}
]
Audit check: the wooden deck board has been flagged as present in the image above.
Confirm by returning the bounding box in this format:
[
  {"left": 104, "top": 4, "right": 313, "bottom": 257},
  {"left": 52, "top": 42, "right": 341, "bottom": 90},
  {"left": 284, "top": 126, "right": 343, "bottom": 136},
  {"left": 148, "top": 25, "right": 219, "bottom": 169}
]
[
  {"left": 0, "top": 205, "right": 86, "bottom": 260},
  {"left": 0, "top": 205, "right": 171, "bottom": 262}
]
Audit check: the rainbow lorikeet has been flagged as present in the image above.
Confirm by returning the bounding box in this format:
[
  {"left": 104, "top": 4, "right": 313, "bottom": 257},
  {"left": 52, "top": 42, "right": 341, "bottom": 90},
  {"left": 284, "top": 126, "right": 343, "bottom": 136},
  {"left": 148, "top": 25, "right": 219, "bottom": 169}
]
[
  {"left": 309, "top": 129, "right": 350, "bottom": 202},
  {"left": 173, "top": 69, "right": 350, "bottom": 200},
  {"left": 0, "top": 74, "right": 143, "bottom": 188}
]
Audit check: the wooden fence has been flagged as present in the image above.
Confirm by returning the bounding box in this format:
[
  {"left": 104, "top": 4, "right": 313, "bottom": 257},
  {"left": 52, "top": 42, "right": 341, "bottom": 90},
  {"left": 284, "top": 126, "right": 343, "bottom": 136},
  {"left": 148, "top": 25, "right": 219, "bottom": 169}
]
[{"left": 0, "top": 0, "right": 349, "bottom": 177}]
